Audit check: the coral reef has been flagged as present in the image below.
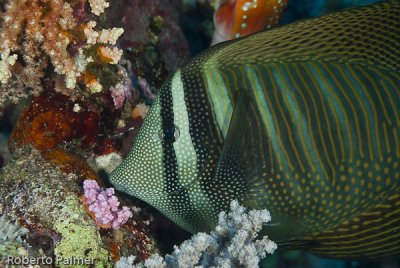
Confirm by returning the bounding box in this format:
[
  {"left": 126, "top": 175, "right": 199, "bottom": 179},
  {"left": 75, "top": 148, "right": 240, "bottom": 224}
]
[
  {"left": 53, "top": 197, "right": 110, "bottom": 268},
  {"left": 0, "top": 0, "right": 188, "bottom": 264},
  {"left": 7, "top": 89, "right": 106, "bottom": 180},
  {"left": 0, "top": 0, "right": 125, "bottom": 110},
  {"left": 116, "top": 200, "right": 277, "bottom": 267},
  {"left": 0, "top": 146, "right": 111, "bottom": 266},
  {"left": 9, "top": 90, "right": 100, "bottom": 151},
  {"left": 0, "top": 146, "right": 157, "bottom": 266},
  {"left": 0, "top": 216, "right": 30, "bottom": 261}
]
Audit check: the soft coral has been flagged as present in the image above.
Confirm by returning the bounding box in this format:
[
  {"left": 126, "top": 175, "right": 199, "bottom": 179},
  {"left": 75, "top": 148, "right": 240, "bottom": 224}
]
[{"left": 83, "top": 179, "right": 132, "bottom": 230}]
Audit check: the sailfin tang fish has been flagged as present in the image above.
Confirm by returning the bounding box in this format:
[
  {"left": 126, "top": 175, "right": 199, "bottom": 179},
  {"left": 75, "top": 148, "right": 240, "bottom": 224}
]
[
  {"left": 110, "top": 0, "right": 400, "bottom": 260},
  {"left": 211, "top": 0, "right": 288, "bottom": 45}
]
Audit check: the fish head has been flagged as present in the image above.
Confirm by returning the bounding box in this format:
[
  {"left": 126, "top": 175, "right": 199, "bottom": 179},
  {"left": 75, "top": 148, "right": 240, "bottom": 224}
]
[
  {"left": 109, "top": 98, "right": 164, "bottom": 199},
  {"left": 110, "top": 69, "right": 219, "bottom": 232}
]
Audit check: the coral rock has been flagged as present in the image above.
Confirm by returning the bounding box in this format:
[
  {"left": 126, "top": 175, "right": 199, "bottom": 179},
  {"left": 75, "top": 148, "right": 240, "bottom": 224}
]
[{"left": 9, "top": 89, "right": 100, "bottom": 152}]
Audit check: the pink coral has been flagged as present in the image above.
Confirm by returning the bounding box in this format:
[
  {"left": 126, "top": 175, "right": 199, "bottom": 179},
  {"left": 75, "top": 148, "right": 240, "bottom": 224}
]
[{"left": 83, "top": 179, "right": 132, "bottom": 230}]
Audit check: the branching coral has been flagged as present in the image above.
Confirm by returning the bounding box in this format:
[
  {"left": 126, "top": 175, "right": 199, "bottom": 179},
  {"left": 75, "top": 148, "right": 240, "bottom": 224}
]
[
  {"left": 116, "top": 200, "right": 277, "bottom": 267},
  {"left": 88, "top": 0, "right": 110, "bottom": 16},
  {"left": 0, "top": 216, "right": 30, "bottom": 262},
  {"left": 0, "top": 0, "right": 124, "bottom": 110}
]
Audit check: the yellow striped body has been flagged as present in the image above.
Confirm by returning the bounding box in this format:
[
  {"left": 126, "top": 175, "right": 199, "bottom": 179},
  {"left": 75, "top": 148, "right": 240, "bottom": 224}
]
[
  {"left": 194, "top": 1, "right": 400, "bottom": 259},
  {"left": 110, "top": 1, "right": 400, "bottom": 260}
]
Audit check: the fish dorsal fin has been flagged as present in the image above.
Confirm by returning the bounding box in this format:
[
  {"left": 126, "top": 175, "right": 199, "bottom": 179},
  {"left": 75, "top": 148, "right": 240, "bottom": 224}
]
[{"left": 211, "top": 0, "right": 400, "bottom": 72}]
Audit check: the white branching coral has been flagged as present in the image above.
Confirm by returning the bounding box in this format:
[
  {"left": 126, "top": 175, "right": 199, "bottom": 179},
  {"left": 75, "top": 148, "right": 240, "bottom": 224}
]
[
  {"left": 115, "top": 200, "right": 277, "bottom": 268},
  {"left": 84, "top": 21, "right": 125, "bottom": 46},
  {"left": 89, "top": 0, "right": 110, "bottom": 16},
  {"left": 0, "top": 49, "right": 18, "bottom": 84},
  {"left": 84, "top": 21, "right": 124, "bottom": 64},
  {"left": 84, "top": 21, "right": 100, "bottom": 44},
  {"left": 0, "top": 216, "right": 30, "bottom": 261},
  {"left": 116, "top": 255, "right": 137, "bottom": 268},
  {"left": 74, "top": 49, "right": 94, "bottom": 73},
  {"left": 98, "top": 46, "right": 123, "bottom": 64},
  {"left": 58, "top": 3, "right": 77, "bottom": 30},
  {"left": 212, "top": 200, "right": 277, "bottom": 267},
  {"left": 99, "top": 28, "right": 125, "bottom": 45}
]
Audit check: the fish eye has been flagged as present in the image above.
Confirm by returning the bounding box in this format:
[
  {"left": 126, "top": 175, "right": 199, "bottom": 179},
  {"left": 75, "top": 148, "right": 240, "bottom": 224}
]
[{"left": 158, "top": 125, "right": 180, "bottom": 144}]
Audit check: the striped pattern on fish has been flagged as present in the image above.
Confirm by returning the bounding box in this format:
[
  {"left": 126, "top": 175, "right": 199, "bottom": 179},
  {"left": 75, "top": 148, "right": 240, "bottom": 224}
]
[{"left": 110, "top": 0, "right": 400, "bottom": 260}]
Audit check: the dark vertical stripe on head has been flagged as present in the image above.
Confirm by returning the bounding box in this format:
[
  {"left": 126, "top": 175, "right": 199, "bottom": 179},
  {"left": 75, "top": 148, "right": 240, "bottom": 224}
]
[
  {"left": 159, "top": 73, "right": 199, "bottom": 230},
  {"left": 159, "top": 79, "right": 180, "bottom": 194}
]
